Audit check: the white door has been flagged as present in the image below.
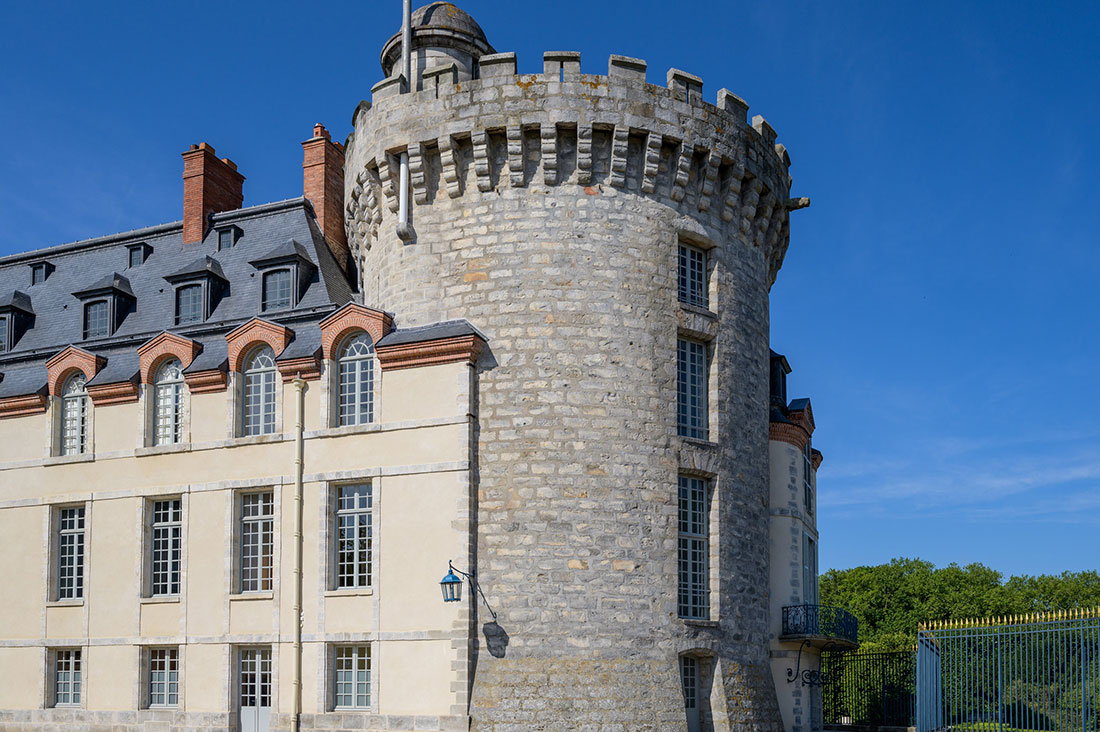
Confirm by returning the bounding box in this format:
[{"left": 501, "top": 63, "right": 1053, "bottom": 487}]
[{"left": 239, "top": 648, "right": 272, "bottom": 732}]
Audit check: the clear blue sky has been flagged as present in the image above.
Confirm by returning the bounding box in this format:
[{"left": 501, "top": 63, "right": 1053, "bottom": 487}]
[{"left": 1, "top": 1, "right": 1096, "bottom": 577}]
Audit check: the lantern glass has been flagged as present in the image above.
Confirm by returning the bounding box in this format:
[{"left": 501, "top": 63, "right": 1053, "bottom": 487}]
[{"left": 440, "top": 568, "right": 462, "bottom": 602}]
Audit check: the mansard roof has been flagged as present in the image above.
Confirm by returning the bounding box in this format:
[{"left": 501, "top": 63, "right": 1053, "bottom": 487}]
[{"left": 0, "top": 198, "right": 354, "bottom": 366}]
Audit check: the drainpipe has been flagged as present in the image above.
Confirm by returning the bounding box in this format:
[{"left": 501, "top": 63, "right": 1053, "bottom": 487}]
[
  {"left": 291, "top": 376, "right": 306, "bottom": 732},
  {"left": 396, "top": 0, "right": 414, "bottom": 241}
]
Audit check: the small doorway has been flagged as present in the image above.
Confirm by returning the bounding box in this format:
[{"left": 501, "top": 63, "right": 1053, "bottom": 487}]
[{"left": 239, "top": 647, "right": 272, "bottom": 732}]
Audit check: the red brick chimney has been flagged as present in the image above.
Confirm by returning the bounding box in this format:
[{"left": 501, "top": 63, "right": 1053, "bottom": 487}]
[
  {"left": 302, "top": 124, "right": 348, "bottom": 271},
  {"left": 181, "top": 143, "right": 245, "bottom": 244}
]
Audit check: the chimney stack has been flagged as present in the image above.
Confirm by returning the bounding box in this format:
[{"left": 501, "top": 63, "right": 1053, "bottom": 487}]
[
  {"left": 302, "top": 124, "right": 348, "bottom": 271},
  {"left": 181, "top": 143, "right": 245, "bottom": 244}
]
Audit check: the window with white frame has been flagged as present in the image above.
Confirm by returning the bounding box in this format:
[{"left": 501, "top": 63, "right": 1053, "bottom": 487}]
[
  {"left": 678, "top": 475, "right": 709, "bottom": 620},
  {"left": 338, "top": 332, "right": 375, "bottom": 426},
  {"left": 154, "top": 359, "right": 184, "bottom": 446},
  {"left": 175, "top": 284, "right": 204, "bottom": 325},
  {"left": 53, "top": 649, "right": 82, "bottom": 706},
  {"left": 335, "top": 483, "right": 372, "bottom": 589},
  {"left": 803, "top": 440, "right": 814, "bottom": 516},
  {"left": 803, "top": 533, "right": 818, "bottom": 605},
  {"left": 150, "top": 499, "right": 182, "bottom": 596},
  {"left": 148, "top": 648, "right": 179, "bottom": 707},
  {"left": 61, "top": 373, "right": 89, "bottom": 456},
  {"left": 242, "top": 346, "right": 277, "bottom": 437},
  {"left": 261, "top": 269, "right": 292, "bottom": 311},
  {"left": 680, "top": 655, "right": 700, "bottom": 732},
  {"left": 83, "top": 300, "right": 109, "bottom": 340},
  {"left": 333, "top": 645, "right": 371, "bottom": 710},
  {"left": 240, "top": 492, "right": 274, "bottom": 593},
  {"left": 678, "top": 242, "right": 708, "bottom": 309},
  {"left": 677, "top": 338, "right": 708, "bottom": 440},
  {"left": 57, "top": 506, "right": 86, "bottom": 600}
]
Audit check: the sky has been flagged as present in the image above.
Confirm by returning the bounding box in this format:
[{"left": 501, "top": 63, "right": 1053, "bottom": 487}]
[{"left": 1, "top": 1, "right": 1097, "bottom": 578}]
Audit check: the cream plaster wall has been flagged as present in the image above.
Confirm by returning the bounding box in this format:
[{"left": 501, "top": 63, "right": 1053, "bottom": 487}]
[{"left": 0, "top": 360, "right": 476, "bottom": 722}]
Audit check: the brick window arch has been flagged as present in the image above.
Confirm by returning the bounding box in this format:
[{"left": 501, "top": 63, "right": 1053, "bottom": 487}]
[{"left": 225, "top": 318, "right": 292, "bottom": 373}]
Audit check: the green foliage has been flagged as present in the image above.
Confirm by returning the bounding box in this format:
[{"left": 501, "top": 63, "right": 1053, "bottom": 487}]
[{"left": 819, "top": 558, "right": 1100, "bottom": 647}]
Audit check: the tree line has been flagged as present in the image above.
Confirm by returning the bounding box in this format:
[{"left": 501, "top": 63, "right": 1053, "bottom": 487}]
[{"left": 819, "top": 558, "right": 1100, "bottom": 651}]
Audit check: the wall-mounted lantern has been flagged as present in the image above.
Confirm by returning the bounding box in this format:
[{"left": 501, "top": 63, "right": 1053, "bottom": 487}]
[{"left": 440, "top": 561, "right": 463, "bottom": 603}]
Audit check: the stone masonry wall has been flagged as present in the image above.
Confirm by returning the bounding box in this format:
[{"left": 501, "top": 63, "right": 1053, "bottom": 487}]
[{"left": 345, "top": 50, "right": 800, "bottom": 731}]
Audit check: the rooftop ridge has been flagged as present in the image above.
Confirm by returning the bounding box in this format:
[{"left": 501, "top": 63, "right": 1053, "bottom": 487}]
[{"left": 0, "top": 197, "right": 313, "bottom": 268}]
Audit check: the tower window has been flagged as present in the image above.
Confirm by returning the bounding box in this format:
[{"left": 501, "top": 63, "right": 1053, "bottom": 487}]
[
  {"left": 678, "top": 475, "right": 709, "bottom": 620},
  {"left": 83, "top": 301, "right": 109, "bottom": 340},
  {"left": 680, "top": 656, "right": 700, "bottom": 732},
  {"left": 803, "top": 441, "right": 814, "bottom": 515},
  {"left": 678, "top": 243, "right": 708, "bottom": 308},
  {"left": 175, "top": 284, "right": 204, "bottom": 325},
  {"left": 677, "top": 338, "right": 708, "bottom": 440},
  {"left": 261, "top": 269, "right": 293, "bottom": 311}
]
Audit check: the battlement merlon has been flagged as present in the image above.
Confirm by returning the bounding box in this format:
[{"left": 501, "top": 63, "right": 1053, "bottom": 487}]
[{"left": 344, "top": 50, "right": 810, "bottom": 284}]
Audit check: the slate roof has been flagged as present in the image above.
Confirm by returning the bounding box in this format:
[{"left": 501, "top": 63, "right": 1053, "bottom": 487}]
[
  {"left": 376, "top": 319, "right": 487, "bottom": 347},
  {"left": 0, "top": 198, "right": 355, "bottom": 394}
]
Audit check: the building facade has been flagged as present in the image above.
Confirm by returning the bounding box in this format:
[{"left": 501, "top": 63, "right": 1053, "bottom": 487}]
[{"left": 0, "top": 3, "right": 842, "bottom": 731}]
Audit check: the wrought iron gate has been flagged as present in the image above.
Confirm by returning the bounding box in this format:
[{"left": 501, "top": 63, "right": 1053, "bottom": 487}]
[
  {"left": 916, "top": 609, "right": 1100, "bottom": 731},
  {"left": 823, "top": 650, "right": 915, "bottom": 727}
]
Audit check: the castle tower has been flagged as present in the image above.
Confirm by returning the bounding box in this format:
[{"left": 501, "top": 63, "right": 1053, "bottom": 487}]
[{"left": 344, "top": 4, "right": 807, "bottom": 728}]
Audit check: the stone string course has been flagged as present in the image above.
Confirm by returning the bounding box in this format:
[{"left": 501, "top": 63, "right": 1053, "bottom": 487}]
[{"left": 346, "top": 49, "right": 801, "bottom": 731}]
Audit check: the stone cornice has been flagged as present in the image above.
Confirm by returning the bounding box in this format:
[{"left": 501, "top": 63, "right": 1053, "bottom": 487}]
[
  {"left": 0, "top": 392, "right": 48, "bottom": 418},
  {"left": 87, "top": 379, "right": 140, "bottom": 406},
  {"left": 375, "top": 335, "right": 484, "bottom": 371},
  {"left": 183, "top": 369, "right": 228, "bottom": 394}
]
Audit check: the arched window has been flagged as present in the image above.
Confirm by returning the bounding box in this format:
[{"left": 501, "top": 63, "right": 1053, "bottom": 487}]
[
  {"left": 242, "top": 346, "right": 277, "bottom": 436},
  {"left": 153, "top": 358, "right": 184, "bottom": 446},
  {"left": 338, "top": 332, "right": 375, "bottom": 426},
  {"left": 61, "top": 373, "right": 89, "bottom": 455}
]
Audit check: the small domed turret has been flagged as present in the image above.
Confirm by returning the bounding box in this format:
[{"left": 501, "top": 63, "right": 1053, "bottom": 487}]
[{"left": 380, "top": 2, "right": 495, "bottom": 88}]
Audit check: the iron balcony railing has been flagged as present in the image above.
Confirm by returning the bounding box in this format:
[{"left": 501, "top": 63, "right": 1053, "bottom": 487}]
[{"left": 782, "top": 604, "right": 859, "bottom": 646}]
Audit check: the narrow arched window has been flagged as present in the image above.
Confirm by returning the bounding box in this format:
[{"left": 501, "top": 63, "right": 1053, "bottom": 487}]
[
  {"left": 338, "top": 332, "right": 375, "bottom": 426},
  {"left": 61, "top": 373, "right": 89, "bottom": 455},
  {"left": 154, "top": 358, "right": 184, "bottom": 446},
  {"left": 242, "top": 346, "right": 277, "bottom": 436}
]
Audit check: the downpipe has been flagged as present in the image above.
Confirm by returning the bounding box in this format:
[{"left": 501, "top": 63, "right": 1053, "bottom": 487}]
[
  {"left": 396, "top": 0, "right": 414, "bottom": 241},
  {"left": 291, "top": 377, "right": 305, "bottom": 732}
]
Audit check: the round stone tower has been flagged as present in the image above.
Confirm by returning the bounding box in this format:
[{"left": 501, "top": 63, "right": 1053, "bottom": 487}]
[{"left": 344, "top": 5, "right": 805, "bottom": 729}]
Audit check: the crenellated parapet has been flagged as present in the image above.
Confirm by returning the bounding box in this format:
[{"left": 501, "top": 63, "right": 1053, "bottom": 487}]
[{"left": 344, "top": 50, "right": 808, "bottom": 286}]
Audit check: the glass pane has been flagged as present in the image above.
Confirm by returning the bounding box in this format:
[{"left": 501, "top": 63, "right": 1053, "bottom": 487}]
[
  {"left": 84, "top": 301, "right": 109, "bottom": 339},
  {"left": 261, "top": 270, "right": 292, "bottom": 311},
  {"left": 175, "top": 285, "right": 203, "bottom": 324}
]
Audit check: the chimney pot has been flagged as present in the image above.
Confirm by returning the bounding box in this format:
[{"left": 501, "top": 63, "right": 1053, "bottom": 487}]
[
  {"left": 181, "top": 143, "right": 245, "bottom": 244},
  {"left": 302, "top": 124, "right": 347, "bottom": 272}
]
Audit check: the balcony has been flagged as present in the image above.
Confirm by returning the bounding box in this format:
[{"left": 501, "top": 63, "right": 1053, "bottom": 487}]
[{"left": 781, "top": 604, "right": 859, "bottom": 650}]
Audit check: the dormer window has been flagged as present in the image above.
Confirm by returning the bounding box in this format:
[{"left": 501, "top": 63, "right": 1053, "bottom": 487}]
[
  {"left": 217, "top": 225, "right": 242, "bottom": 251},
  {"left": 127, "top": 243, "right": 151, "bottom": 268},
  {"left": 261, "top": 269, "right": 292, "bottom": 311},
  {"left": 250, "top": 239, "right": 316, "bottom": 313},
  {"left": 249, "top": 238, "right": 314, "bottom": 310},
  {"left": 83, "top": 301, "right": 109, "bottom": 339},
  {"left": 72, "top": 272, "right": 135, "bottom": 341},
  {"left": 164, "top": 256, "right": 227, "bottom": 326},
  {"left": 30, "top": 262, "right": 53, "bottom": 286},
  {"left": 175, "top": 284, "right": 204, "bottom": 325},
  {"left": 0, "top": 290, "right": 34, "bottom": 352}
]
